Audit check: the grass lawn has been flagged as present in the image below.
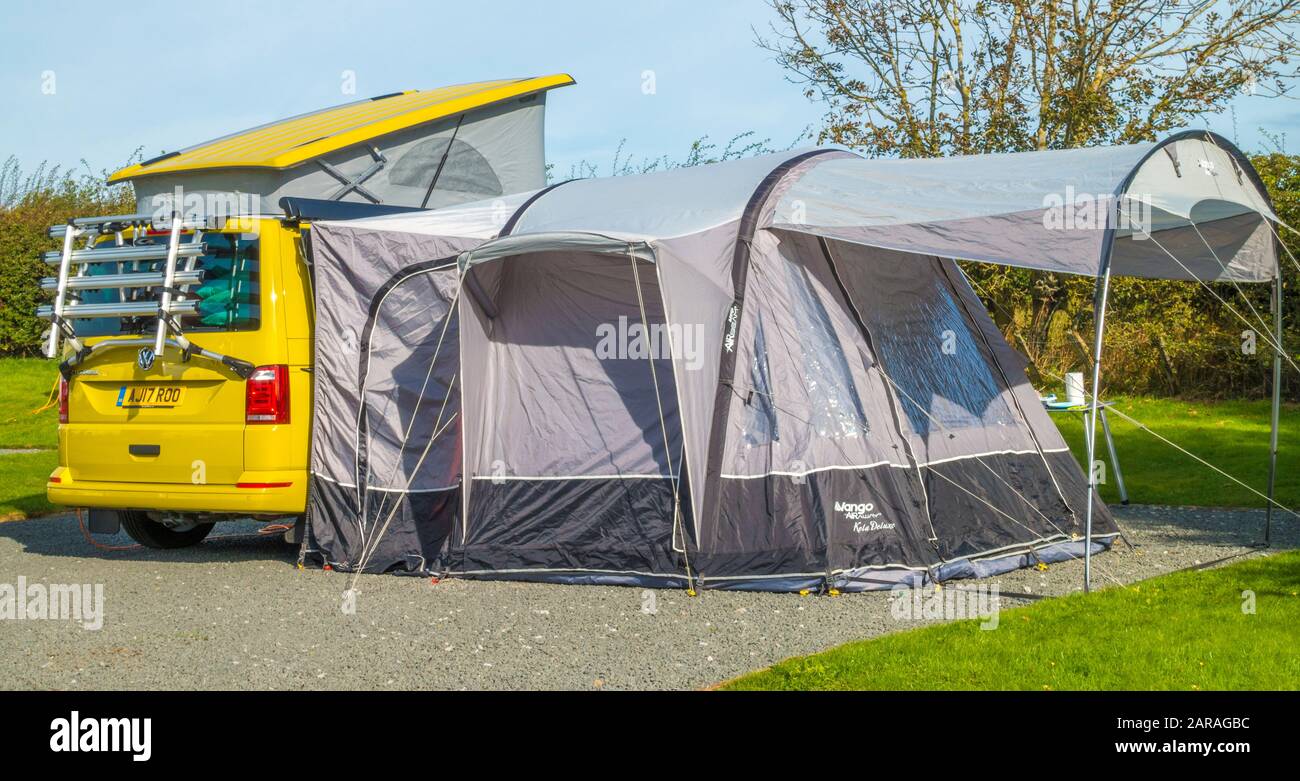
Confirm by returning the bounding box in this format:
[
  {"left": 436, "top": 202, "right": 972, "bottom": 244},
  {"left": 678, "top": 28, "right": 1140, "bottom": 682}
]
[
  {"left": 0, "top": 357, "right": 60, "bottom": 519},
  {"left": 0, "top": 356, "right": 59, "bottom": 449},
  {"left": 722, "top": 549, "right": 1300, "bottom": 690},
  {"left": 1053, "top": 396, "right": 1299, "bottom": 509},
  {"left": 0, "top": 450, "right": 58, "bottom": 520}
]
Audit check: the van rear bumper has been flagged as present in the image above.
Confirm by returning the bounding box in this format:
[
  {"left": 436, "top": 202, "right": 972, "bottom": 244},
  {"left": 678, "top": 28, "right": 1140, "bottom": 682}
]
[{"left": 47, "top": 466, "right": 307, "bottom": 514}]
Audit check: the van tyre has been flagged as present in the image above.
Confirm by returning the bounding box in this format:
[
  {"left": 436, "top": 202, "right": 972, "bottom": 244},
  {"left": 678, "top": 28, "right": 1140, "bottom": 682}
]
[{"left": 119, "top": 511, "right": 215, "bottom": 549}]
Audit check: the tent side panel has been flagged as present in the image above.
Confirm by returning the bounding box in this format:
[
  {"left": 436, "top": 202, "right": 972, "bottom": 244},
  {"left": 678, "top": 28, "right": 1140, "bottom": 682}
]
[
  {"left": 350, "top": 265, "right": 461, "bottom": 574},
  {"left": 305, "top": 222, "right": 473, "bottom": 574},
  {"left": 1110, "top": 211, "right": 1276, "bottom": 282},
  {"left": 698, "top": 150, "right": 848, "bottom": 540},
  {"left": 311, "top": 478, "right": 458, "bottom": 573},
  {"left": 651, "top": 224, "right": 745, "bottom": 542},
  {"left": 825, "top": 241, "right": 1118, "bottom": 562},
  {"left": 706, "top": 466, "right": 938, "bottom": 590},
  {"left": 698, "top": 230, "right": 938, "bottom": 588},
  {"left": 459, "top": 477, "right": 684, "bottom": 582},
  {"left": 941, "top": 254, "right": 1117, "bottom": 540},
  {"left": 454, "top": 250, "right": 688, "bottom": 584}
]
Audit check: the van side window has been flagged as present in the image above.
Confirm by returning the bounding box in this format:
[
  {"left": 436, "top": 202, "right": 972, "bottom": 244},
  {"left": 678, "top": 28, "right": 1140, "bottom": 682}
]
[
  {"left": 181, "top": 233, "right": 260, "bottom": 331},
  {"left": 76, "top": 232, "right": 260, "bottom": 337}
]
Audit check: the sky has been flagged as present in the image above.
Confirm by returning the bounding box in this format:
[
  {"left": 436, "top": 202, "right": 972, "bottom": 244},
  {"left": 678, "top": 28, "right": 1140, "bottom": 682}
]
[{"left": 0, "top": 0, "right": 1295, "bottom": 183}]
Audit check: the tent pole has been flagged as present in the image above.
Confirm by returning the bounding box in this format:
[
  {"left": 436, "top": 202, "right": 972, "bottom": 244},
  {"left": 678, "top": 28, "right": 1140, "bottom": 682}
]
[
  {"left": 1084, "top": 260, "right": 1114, "bottom": 594},
  {"left": 1265, "top": 271, "right": 1283, "bottom": 545}
]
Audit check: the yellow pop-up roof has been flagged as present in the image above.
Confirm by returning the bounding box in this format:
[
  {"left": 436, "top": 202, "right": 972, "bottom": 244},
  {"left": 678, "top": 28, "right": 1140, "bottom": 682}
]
[{"left": 110, "top": 74, "right": 574, "bottom": 182}]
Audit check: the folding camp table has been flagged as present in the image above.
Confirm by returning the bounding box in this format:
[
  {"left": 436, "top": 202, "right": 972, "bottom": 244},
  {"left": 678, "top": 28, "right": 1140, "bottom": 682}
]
[{"left": 1042, "top": 397, "right": 1129, "bottom": 505}]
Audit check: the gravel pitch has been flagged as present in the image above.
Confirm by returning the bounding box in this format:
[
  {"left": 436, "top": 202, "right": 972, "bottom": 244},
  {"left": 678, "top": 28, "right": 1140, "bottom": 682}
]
[{"left": 0, "top": 505, "right": 1293, "bottom": 690}]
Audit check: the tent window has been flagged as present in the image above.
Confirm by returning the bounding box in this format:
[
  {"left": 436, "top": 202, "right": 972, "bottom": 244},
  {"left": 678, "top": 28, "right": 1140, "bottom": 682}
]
[
  {"left": 783, "top": 261, "right": 869, "bottom": 440},
  {"left": 873, "top": 277, "right": 1013, "bottom": 436},
  {"left": 389, "top": 136, "right": 504, "bottom": 197},
  {"left": 741, "top": 313, "right": 778, "bottom": 446}
]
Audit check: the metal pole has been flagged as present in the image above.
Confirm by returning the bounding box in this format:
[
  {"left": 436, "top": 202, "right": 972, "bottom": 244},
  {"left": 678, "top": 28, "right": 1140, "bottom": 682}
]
[
  {"left": 1099, "top": 406, "right": 1128, "bottom": 505},
  {"left": 1084, "top": 263, "right": 1113, "bottom": 594},
  {"left": 47, "top": 220, "right": 78, "bottom": 358},
  {"left": 1265, "top": 271, "right": 1283, "bottom": 545},
  {"left": 154, "top": 212, "right": 184, "bottom": 356}
]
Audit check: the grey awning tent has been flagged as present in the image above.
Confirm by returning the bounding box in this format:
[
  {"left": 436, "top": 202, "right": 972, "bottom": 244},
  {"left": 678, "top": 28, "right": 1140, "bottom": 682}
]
[{"left": 303, "top": 130, "right": 1282, "bottom": 591}]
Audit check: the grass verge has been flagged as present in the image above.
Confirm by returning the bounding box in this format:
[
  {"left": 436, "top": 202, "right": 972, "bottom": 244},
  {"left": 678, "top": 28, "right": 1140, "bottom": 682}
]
[
  {"left": 1055, "top": 396, "right": 1297, "bottom": 508},
  {"left": 722, "top": 549, "right": 1300, "bottom": 690}
]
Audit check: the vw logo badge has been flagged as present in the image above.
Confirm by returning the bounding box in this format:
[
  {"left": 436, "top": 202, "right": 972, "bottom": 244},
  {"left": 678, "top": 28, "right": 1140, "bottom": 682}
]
[{"left": 137, "top": 347, "right": 156, "bottom": 371}]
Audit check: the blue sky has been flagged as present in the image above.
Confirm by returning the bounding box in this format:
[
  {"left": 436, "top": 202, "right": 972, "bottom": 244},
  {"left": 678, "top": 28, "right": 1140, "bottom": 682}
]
[{"left": 1, "top": 0, "right": 1294, "bottom": 182}]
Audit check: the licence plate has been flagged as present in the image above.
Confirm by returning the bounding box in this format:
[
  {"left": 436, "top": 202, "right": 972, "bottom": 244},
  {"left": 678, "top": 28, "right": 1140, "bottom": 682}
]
[{"left": 117, "top": 384, "right": 186, "bottom": 409}]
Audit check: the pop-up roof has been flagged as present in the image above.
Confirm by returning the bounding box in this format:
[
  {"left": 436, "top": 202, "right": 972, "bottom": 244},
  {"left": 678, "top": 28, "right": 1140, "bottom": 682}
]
[{"left": 109, "top": 74, "right": 574, "bottom": 216}]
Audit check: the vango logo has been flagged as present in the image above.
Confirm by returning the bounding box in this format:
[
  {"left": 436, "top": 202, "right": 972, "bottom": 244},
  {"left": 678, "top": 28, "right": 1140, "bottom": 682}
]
[
  {"left": 49, "top": 711, "right": 151, "bottom": 762},
  {"left": 834, "top": 500, "right": 877, "bottom": 520},
  {"left": 835, "top": 500, "right": 896, "bottom": 533}
]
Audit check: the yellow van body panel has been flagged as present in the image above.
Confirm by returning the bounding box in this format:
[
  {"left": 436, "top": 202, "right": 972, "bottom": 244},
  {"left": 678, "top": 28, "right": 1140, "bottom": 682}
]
[
  {"left": 48, "top": 218, "right": 314, "bottom": 516},
  {"left": 47, "top": 467, "right": 307, "bottom": 514}
]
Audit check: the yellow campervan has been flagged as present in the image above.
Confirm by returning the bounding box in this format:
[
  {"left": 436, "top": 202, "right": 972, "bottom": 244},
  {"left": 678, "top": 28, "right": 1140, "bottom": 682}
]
[{"left": 43, "top": 75, "right": 574, "bottom": 548}]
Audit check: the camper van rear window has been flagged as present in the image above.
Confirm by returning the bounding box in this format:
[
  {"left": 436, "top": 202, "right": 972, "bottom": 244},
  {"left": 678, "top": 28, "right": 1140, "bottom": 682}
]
[{"left": 76, "top": 233, "right": 261, "bottom": 337}]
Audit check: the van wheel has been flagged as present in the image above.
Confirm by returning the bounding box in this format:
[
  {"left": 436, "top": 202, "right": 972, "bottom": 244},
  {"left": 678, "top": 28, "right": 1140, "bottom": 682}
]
[{"left": 119, "top": 511, "right": 215, "bottom": 549}]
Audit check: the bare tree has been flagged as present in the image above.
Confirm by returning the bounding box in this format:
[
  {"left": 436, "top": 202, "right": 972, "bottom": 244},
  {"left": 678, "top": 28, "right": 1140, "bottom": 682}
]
[{"left": 758, "top": 0, "right": 1300, "bottom": 156}]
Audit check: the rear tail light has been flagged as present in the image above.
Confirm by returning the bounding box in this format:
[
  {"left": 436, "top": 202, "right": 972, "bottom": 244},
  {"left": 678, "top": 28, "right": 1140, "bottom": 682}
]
[
  {"left": 245, "top": 365, "right": 290, "bottom": 424},
  {"left": 58, "top": 378, "right": 69, "bottom": 424}
]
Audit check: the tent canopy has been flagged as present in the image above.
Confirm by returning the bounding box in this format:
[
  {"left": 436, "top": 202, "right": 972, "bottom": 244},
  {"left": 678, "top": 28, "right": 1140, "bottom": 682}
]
[{"left": 339, "top": 129, "right": 1279, "bottom": 283}]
